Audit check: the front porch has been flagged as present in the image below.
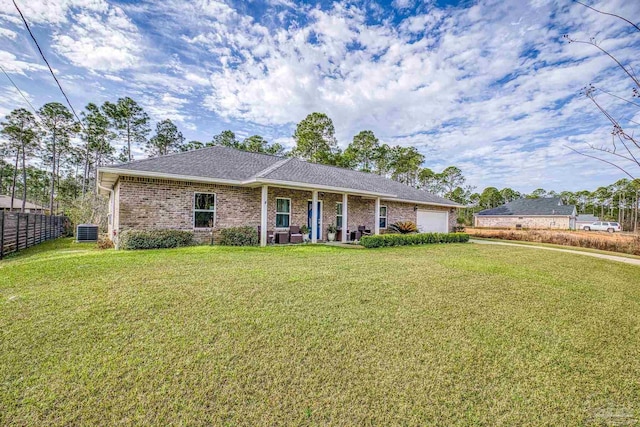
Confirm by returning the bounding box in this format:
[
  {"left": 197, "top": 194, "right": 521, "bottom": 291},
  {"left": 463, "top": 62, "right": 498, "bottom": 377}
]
[{"left": 258, "top": 185, "right": 387, "bottom": 247}]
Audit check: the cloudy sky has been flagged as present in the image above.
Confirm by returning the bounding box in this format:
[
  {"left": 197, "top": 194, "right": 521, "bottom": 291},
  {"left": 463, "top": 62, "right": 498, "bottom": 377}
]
[{"left": 0, "top": 0, "right": 639, "bottom": 193}]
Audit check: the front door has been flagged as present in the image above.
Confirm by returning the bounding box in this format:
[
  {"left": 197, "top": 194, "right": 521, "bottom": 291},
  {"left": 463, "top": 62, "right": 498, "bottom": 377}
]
[{"left": 307, "top": 200, "right": 323, "bottom": 240}]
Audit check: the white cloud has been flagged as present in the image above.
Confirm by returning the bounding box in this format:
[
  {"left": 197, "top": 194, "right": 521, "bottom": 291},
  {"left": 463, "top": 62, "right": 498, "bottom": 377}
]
[
  {"left": 51, "top": 6, "right": 142, "bottom": 72},
  {"left": 0, "top": 50, "right": 46, "bottom": 74},
  {"left": 0, "top": 0, "right": 638, "bottom": 192},
  {"left": 0, "top": 27, "right": 16, "bottom": 39}
]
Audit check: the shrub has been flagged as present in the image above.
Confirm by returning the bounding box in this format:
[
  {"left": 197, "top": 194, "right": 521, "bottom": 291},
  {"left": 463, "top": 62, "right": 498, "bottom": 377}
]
[
  {"left": 119, "top": 229, "right": 195, "bottom": 250},
  {"left": 387, "top": 221, "right": 418, "bottom": 234},
  {"left": 96, "top": 234, "right": 114, "bottom": 250},
  {"left": 360, "top": 232, "right": 469, "bottom": 248},
  {"left": 219, "top": 226, "right": 259, "bottom": 246}
]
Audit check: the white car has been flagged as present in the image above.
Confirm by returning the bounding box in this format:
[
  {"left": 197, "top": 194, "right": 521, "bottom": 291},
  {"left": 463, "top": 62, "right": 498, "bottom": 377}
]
[{"left": 582, "top": 221, "right": 622, "bottom": 232}]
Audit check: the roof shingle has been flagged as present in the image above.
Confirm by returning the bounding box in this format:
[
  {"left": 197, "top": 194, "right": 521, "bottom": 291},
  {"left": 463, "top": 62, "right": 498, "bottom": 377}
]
[
  {"left": 104, "top": 146, "right": 461, "bottom": 207},
  {"left": 476, "top": 198, "right": 575, "bottom": 216}
]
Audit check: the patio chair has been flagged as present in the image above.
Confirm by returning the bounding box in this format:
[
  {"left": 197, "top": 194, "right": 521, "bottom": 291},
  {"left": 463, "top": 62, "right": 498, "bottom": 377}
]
[
  {"left": 289, "top": 225, "right": 304, "bottom": 244},
  {"left": 358, "top": 225, "right": 372, "bottom": 236},
  {"left": 257, "top": 226, "right": 275, "bottom": 244}
]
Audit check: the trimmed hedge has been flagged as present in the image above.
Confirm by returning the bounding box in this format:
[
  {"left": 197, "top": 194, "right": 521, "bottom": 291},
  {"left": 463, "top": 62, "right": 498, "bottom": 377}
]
[
  {"left": 219, "top": 226, "right": 259, "bottom": 246},
  {"left": 360, "top": 232, "right": 469, "bottom": 248},
  {"left": 119, "top": 229, "right": 195, "bottom": 250}
]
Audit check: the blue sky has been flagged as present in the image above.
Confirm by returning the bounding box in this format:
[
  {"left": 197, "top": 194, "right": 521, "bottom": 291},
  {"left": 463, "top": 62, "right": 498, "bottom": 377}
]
[{"left": 0, "top": 0, "right": 639, "bottom": 193}]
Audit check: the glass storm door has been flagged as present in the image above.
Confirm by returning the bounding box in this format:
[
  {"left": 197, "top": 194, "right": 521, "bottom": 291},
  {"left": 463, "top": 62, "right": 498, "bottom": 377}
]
[{"left": 307, "top": 201, "right": 322, "bottom": 240}]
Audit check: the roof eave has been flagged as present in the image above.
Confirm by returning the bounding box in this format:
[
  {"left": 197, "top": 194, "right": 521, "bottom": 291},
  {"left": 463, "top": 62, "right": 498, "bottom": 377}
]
[
  {"left": 381, "top": 197, "right": 463, "bottom": 208},
  {"left": 97, "top": 167, "right": 460, "bottom": 206}
]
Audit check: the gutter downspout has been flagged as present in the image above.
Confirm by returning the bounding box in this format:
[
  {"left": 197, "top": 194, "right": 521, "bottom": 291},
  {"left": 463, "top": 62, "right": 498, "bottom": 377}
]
[{"left": 97, "top": 180, "right": 116, "bottom": 247}]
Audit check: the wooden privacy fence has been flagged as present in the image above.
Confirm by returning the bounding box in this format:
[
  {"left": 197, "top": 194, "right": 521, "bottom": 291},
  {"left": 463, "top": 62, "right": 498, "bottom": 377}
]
[{"left": 0, "top": 212, "right": 68, "bottom": 259}]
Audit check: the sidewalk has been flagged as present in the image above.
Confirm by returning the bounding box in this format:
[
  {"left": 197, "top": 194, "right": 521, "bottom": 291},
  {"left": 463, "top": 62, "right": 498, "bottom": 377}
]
[{"left": 471, "top": 239, "right": 640, "bottom": 266}]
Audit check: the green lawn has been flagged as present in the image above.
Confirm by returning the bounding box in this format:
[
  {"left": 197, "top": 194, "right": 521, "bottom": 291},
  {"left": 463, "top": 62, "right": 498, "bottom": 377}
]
[{"left": 1, "top": 239, "right": 639, "bottom": 425}]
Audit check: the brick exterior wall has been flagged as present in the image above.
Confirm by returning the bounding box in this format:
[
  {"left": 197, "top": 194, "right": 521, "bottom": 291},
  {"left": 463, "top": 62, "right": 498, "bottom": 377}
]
[
  {"left": 116, "top": 176, "right": 261, "bottom": 243},
  {"left": 474, "top": 215, "right": 572, "bottom": 229},
  {"left": 112, "top": 176, "right": 458, "bottom": 244}
]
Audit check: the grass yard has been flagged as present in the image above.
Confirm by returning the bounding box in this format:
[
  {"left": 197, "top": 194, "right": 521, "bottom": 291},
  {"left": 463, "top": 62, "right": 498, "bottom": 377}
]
[{"left": 1, "top": 239, "right": 640, "bottom": 425}]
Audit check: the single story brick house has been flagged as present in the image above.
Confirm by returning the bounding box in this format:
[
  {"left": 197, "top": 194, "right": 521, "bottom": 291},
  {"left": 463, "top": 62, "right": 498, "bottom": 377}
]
[
  {"left": 97, "top": 146, "right": 462, "bottom": 246},
  {"left": 474, "top": 197, "right": 577, "bottom": 230}
]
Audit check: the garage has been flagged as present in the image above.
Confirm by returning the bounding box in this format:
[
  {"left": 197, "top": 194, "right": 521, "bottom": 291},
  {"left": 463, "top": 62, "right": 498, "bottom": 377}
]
[{"left": 416, "top": 210, "right": 449, "bottom": 233}]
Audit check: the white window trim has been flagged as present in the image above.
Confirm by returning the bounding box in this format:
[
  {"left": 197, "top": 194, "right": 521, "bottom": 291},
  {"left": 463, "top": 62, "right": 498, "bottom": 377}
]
[
  {"left": 276, "top": 197, "right": 292, "bottom": 228},
  {"left": 379, "top": 205, "right": 387, "bottom": 229},
  {"left": 193, "top": 192, "right": 216, "bottom": 229},
  {"left": 336, "top": 202, "right": 343, "bottom": 229}
]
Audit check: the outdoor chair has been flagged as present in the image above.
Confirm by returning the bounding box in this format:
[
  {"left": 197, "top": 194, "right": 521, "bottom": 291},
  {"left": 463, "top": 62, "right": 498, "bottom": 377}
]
[
  {"left": 289, "top": 225, "right": 304, "bottom": 244},
  {"left": 257, "top": 226, "right": 275, "bottom": 244},
  {"left": 358, "top": 225, "right": 372, "bottom": 236}
]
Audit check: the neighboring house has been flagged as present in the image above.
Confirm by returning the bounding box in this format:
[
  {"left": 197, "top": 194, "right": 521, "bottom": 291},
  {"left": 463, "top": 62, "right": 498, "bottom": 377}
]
[
  {"left": 0, "top": 195, "right": 47, "bottom": 213},
  {"left": 474, "top": 197, "right": 577, "bottom": 230},
  {"left": 575, "top": 214, "right": 600, "bottom": 229},
  {"left": 97, "top": 146, "right": 462, "bottom": 246}
]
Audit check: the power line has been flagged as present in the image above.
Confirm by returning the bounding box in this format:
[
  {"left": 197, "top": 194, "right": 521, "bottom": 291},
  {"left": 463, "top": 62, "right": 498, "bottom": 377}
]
[
  {"left": 12, "top": 0, "right": 86, "bottom": 131},
  {"left": 0, "top": 64, "right": 39, "bottom": 116}
]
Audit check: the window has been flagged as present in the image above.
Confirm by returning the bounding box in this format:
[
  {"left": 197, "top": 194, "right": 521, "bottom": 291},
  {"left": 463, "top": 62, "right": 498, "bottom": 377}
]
[
  {"left": 276, "top": 198, "right": 291, "bottom": 228},
  {"left": 379, "top": 205, "right": 387, "bottom": 229},
  {"left": 194, "top": 193, "right": 216, "bottom": 228},
  {"left": 336, "top": 202, "right": 343, "bottom": 228}
]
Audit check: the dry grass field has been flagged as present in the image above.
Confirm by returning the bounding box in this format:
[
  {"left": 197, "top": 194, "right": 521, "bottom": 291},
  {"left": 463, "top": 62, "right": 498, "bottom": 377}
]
[{"left": 467, "top": 228, "right": 640, "bottom": 255}]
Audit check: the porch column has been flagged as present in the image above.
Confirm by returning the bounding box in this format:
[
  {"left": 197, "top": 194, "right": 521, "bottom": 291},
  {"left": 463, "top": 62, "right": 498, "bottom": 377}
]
[
  {"left": 311, "top": 190, "right": 318, "bottom": 243},
  {"left": 260, "top": 185, "right": 268, "bottom": 247},
  {"left": 342, "top": 193, "right": 348, "bottom": 243},
  {"left": 374, "top": 197, "right": 381, "bottom": 235}
]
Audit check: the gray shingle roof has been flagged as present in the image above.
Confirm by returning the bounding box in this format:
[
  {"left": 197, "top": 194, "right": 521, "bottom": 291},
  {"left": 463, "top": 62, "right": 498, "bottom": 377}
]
[
  {"left": 104, "top": 146, "right": 460, "bottom": 207},
  {"left": 261, "top": 158, "right": 460, "bottom": 205},
  {"left": 0, "top": 195, "right": 46, "bottom": 210},
  {"left": 477, "top": 198, "right": 575, "bottom": 216},
  {"left": 108, "top": 146, "right": 283, "bottom": 181}
]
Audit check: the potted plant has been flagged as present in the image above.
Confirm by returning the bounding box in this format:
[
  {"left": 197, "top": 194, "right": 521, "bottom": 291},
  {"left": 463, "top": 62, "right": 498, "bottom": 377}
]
[
  {"left": 327, "top": 223, "right": 337, "bottom": 242},
  {"left": 300, "top": 224, "right": 310, "bottom": 242}
]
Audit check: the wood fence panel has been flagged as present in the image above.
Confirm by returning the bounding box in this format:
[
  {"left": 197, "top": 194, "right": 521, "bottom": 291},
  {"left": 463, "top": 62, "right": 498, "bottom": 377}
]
[{"left": 0, "top": 213, "right": 68, "bottom": 259}]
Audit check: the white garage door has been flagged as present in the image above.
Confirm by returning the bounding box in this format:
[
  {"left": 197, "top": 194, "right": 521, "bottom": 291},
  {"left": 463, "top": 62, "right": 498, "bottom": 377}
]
[{"left": 416, "top": 210, "right": 449, "bottom": 233}]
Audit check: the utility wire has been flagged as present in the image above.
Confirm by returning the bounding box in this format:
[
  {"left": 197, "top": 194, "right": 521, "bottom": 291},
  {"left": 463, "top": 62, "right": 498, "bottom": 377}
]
[
  {"left": 0, "top": 64, "right": 39, "bottom": 116},
  {"left": 12, "top": 0, "right": 86, "bottom": 131}
]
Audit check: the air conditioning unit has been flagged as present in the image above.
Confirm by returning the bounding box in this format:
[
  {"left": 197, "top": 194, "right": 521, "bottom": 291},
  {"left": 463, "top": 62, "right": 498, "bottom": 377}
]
[{"left": 76, "top": 224, "right": 99, "bottom": 242}]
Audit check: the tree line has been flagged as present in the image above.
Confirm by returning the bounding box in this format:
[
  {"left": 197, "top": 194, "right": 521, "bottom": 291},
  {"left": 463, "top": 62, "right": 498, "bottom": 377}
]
[{"left": 1, "top": 104, "right": 639, "bottom": 232}]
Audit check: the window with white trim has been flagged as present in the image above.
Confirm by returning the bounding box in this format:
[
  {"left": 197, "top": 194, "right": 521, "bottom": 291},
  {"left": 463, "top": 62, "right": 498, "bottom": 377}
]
[
  {"left": 276, "top": 198, "right": 291, "bottom": 227},
  {"left": 379, "top": 205, "right": 387, "bottom": 229},
  {"left": 336, "top": 202, "right": 343, "bottom": 228},
  {"left": 194, "top": 193, "right": 216, "bottom": 228}
]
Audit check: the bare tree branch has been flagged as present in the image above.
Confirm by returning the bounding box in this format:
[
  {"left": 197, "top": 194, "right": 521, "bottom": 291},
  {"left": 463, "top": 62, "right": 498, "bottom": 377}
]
[
  {"left": 574, "top": 1, "right": 640, "bottom": 32},
  {"left": 595, "top": 87, "right": 640, "bottom": 108},
  {"left": 566, "top": 38, "right": 640, "bottom": 89},
  {"left": 565, "top": 145, "right": 636, "bottom": 179}
]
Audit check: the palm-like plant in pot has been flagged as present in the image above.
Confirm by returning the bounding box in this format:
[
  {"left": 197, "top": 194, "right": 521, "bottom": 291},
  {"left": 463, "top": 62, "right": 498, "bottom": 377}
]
[
  {"left": 300, "top": 224, "right": 310, "bottom": 242},
  {"left": 327, "top": 223, "right": 338, "bottom": 241}
]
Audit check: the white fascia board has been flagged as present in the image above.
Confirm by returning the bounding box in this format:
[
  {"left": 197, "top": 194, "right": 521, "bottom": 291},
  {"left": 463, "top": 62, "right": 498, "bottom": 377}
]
[
  {"left": 248, "top": 178, "right": 397, "bottom": 198},
  {"left": 476, "top": 214, "right": 572, "bottom": 217},
  {"left": 383, "top": 197, "right": 464, "bottom": 208},
  {"left": 97, "top": 167, "right": 245, "bottom": 187}
]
